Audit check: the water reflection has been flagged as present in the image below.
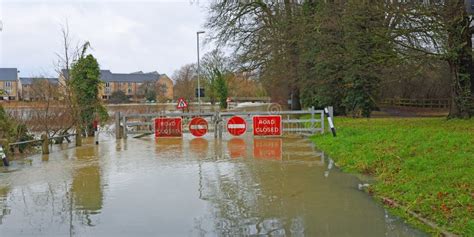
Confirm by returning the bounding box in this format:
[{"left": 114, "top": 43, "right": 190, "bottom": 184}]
[
  {"left": 0, "top": 137, "right": 426, "bottom": 236},
  {"left": 189, "top": 138, "right": 209, "bottom": 158},
  {"left": 253, "top": 138, "right": 282, "bottom": 160},
  {"left": 155, "top": 138, "right": 183, "bottom": 155},
  {"left": 72, "top": 145, "right": 103, "bottom": 220},
  {"left": 197, "top": 137, "right": 424, "bottom": 236},
  {"left": 0, "top": 186, "right": 10, "bottom": 225},
  {"left": 227, "top": 138, "right": 247, "bottom": 159}
]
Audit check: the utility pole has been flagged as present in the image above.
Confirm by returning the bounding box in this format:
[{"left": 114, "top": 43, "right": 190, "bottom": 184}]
[{"left": 196, "top": 31, "right": 205, "bottom": 113}]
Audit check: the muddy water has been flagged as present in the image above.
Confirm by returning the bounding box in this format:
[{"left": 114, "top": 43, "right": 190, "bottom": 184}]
[{"left": 0, "top": 135, "right": 426, "bottom": 237}]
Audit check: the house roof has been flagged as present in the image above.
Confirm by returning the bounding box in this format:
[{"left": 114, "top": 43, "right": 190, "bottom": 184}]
[
  {"left": 105, "top": 72, "right": 158, "bottom": 82},
  {"left": 20, "top": 77, "right": 59, "bottom": 85},
  {"left": 0, "top": 68, "right": 18, "bottom": 81},
  {"left": 61, "top": 69, "right": 171, "bottom": 83}
]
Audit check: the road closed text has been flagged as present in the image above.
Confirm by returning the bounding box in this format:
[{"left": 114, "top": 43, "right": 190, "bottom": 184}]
[{"left": 253, "top": 115, "right": 282, "bottom": 136}]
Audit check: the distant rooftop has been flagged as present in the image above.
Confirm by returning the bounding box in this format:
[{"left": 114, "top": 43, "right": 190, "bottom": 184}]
[
  {"left": 0, "top": 68, "right": 18, "bottom": 81},
  {"left": 62, "top": 69, "right": 169, "bottom": 83},
  {"left": 20, "top": 77, "right": 59, "bottom": 85}
]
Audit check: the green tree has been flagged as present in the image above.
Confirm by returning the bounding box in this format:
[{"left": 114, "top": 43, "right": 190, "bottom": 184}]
[
  {"left": 387, "top": 1, "right": 473, "bottom": 118},
  {"left": 207, "top": 1, "right": 304, "bottom": 109},
  {"left": 0, "top": 105, "right": 15, "bottom": 143},
  {"left": 341, "top": 0, "right": 394, "bottom": 117},
  {"left": 201, "top": 50, "right": 230, "bottom": 104},
  {"left": 0, "top": 106, "right": 33, "bottom": 157},
  {"left": 299, "top": 1, "right": 346, "bottom": 113},
  {"left": 70, "top": 54, "right": 103, "bottom": 136},
  {"left": 137, "top": 81, "right": 168, "bottom": 102},
  {"left": 213, "top": 69, "right": 229, "bottom": 109}
]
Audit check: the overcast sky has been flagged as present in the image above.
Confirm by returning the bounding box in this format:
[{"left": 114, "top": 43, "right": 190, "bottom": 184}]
[{"left": 0, "top": 0, "right": 212, "bottom": 79}]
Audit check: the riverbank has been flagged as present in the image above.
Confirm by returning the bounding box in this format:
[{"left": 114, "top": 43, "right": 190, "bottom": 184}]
[{"left": 311, "top": 118, "right": 473, "bottom": 236}]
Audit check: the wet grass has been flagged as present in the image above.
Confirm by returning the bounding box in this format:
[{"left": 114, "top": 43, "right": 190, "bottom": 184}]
[{"left": 310, "top": 118, "right": 474, "bottom": 236}]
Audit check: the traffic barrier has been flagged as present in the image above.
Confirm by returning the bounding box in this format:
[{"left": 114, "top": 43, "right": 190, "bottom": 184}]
[{"left": 119, "top": 106, "right": 329, "bottom": 138}]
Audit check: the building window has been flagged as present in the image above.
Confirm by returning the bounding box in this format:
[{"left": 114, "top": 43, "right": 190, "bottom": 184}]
[
  {"left": 105, "top": 87, "right": 111, "bottom": 94},
  {"left": 105, "top": 82, "right": 110, "bottom": 87},
  {"left": 5, "top": 81, "right": 12, "bottom": 88},
  {"left": 128, "top": 87, "right": 132, "bottom": 94}
]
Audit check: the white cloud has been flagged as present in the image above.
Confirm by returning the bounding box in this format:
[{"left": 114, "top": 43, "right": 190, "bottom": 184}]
[{"left": 0, "top": 0, "right": 212, "bottom": 78}]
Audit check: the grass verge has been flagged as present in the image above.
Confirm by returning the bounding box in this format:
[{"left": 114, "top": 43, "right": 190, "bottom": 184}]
[{"left": 310, "top": 118, "right": 474, "bottom": 236}]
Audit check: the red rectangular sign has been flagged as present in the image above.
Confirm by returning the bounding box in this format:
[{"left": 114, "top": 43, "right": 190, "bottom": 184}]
[
  {"left": 253, "top": 115, "right": 282, "bottom": 136},
  {"left": 155, "top": 117, "right": 182, "bottom": 137},
  {"left": 253, "top": 138, "right": 282, "bottom": 160}
]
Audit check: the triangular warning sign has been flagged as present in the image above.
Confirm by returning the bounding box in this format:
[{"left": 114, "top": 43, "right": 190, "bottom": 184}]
[{"left": 177, "top": 98, "right": 188, "bottom": 109}]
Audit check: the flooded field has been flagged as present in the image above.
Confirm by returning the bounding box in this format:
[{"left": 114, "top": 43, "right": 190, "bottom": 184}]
[{"left": 0, "top": 134, "right": 426, "bottom": 236}]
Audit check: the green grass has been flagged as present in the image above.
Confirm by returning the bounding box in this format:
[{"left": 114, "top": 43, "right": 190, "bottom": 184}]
[{"left": 311, "top": 118, "right": 474, "bottom": 236}]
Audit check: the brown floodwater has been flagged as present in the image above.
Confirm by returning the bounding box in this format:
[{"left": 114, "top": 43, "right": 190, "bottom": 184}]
[{"left": 0, "top": 134, "right": 427, "bottom": 237}]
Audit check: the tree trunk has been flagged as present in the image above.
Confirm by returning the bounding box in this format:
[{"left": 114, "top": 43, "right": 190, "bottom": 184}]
[
  {"left": 75, "top": 125, "right": 82, "bottom": 146},
  {"left": 446, "top": 2, "right": 472, "bottom": 118},
  {"left": 291, "top": 87, "right": 302, "bottom": 110},
  {"left": 285, "top": 0, "right": 302, "bottom": 111},
  {"left": 41, "top": 134, "right": 49, "bottom": 155}
]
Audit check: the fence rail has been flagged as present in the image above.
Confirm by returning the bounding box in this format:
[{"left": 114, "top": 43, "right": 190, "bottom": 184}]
[
  {"left": 380, "top": 98, "right": 450, "bottom": 109},
  {"left": 8, "top": 133, "right": 77, "bottom": 147}
]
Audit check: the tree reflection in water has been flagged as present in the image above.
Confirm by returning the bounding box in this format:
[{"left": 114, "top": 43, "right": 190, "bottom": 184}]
[
  {"left": 71, "top": 144, "right": 103, "bottom": 227},
  {"left": 0, "top": 186, "right": 11, "bottom": 225}
]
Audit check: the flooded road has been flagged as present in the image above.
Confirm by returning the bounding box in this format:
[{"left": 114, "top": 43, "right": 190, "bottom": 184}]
[{"left": 0, "top": 135, "right": 426, "bottom": 236}]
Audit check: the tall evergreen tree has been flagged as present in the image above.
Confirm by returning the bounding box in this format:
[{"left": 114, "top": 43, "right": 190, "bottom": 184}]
[{"left": 70, "top": 54, "right": 102, "bottom": 135}]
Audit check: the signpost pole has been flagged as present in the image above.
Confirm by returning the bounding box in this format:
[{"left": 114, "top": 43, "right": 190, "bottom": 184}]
[{"left": 196, "top": 31, "right": 205, "bottom": 113}]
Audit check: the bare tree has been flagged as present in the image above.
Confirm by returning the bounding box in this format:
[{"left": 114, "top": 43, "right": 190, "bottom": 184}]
[
  {"left": 137, "top": 80, "right": 168, "bottom": 102},
  {"left": 173, "top": 64, "right": 197, "bottom": 101},
  {"left": 27, "top": 78, "right": 73, "bottom": 139},
  {"left": 54, "top": 22, "right": 90, "bottom": 145}
]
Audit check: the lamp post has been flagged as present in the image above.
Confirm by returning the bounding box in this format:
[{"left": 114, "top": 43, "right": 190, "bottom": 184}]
[{"left": 196, "top": 31, "right": 205, "bottom": 113}]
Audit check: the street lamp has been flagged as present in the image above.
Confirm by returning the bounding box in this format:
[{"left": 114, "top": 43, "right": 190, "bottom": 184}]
[{"left": 196, "top": 31, "right": 205, "bottom": 113}]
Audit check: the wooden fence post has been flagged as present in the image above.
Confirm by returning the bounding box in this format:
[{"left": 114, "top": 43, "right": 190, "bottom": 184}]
[
  {"left": 123, "top": 116, "right": 128, "bottom": 139},
  {"left": 75, "top": 126, "right": 82, "bottom": 147},
  {"left": 41, "top": 134, "right": 49, "bottom": 155},
  {"left": 115, "top": 112, "right": 121, "bottom": 139}
]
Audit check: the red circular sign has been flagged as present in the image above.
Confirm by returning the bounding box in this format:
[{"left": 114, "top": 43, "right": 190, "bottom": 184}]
[
  {"left": 189, "top": 117, "right": 208, "bottom": 137},
  {"left": 227, "top": 116, "right": 247, "bottom": 136}
]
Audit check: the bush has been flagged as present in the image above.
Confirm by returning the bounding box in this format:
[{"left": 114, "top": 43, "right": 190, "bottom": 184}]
[{"left": 109, "top": 90, "right": 129, "bottom": 104}]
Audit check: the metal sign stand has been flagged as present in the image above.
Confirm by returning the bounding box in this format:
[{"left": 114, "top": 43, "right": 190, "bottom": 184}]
[{"left": 0, "top": 145, "right": 9, "bottom": 167}]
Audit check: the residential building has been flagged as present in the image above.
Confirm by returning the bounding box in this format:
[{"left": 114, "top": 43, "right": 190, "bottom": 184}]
[
  {"left": 19, "top": 77, "right": 59, "bottom": 101},
  {"left": 0, "top": 68, "right": 19, "bottom": 101},
  {"left": 99, "top": 70, "right": 173, "bottom": 101},
  {"left": 60, "top": 69, "right": 174, "bottom": 102}
]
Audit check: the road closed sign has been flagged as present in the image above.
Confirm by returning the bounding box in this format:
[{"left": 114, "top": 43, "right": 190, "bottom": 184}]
[
  {"left": 155, "top": 117, "right": 182, "bottom": 137},
  {"left": 227, "top": 116, "right": 247, "bottom": 136},
  {"left": 253, "top": 115, "right": 282, "bottom": 136}
]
